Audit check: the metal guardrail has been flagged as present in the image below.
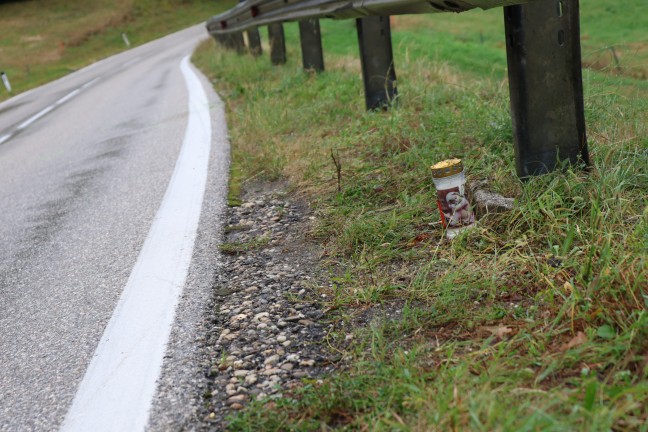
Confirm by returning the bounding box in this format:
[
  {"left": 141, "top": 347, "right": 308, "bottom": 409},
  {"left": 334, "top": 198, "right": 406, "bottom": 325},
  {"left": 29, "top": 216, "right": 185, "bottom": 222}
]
[
  {"left": 207, "top": 0, "right": 535, "bottom": 34},
  {"left": 205, "top": 0, "right": 589, "bottom": 178}
]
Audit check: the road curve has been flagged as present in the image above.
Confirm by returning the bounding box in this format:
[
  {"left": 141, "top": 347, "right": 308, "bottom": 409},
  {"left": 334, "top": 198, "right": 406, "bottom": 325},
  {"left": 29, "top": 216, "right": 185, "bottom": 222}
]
[{"left": 0, "top": 24, "right": 230, "bottom": 431}]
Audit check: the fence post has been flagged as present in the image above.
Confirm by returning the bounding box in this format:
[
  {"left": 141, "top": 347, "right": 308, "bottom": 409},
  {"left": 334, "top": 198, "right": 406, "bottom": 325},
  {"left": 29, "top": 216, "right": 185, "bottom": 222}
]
[
  {"left": 268, "top": 23, "right": 287, "bottom": 65},
  {"left": 504, "top": 0, "right": 589, "bottom": 178},
  {"left": 356, "top": 16, "right": 397, "bottom": 110},
  {"left": 247, "top": 27, "right": 263, "bottom": 56},
  {"left": 298, "top": 19, "right": 325, "bottom": 72}
]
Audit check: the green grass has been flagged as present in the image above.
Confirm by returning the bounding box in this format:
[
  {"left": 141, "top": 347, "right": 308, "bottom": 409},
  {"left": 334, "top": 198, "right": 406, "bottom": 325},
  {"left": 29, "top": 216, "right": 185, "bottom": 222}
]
[
  {"left": 0, "top": 0, "right": 236, "bottom": 102},
  {"left": 388, "top": 1, "right": 648, "bottom": 82},
  {"left": 194, "top": 1, "right": 647, "bottom": 430}
]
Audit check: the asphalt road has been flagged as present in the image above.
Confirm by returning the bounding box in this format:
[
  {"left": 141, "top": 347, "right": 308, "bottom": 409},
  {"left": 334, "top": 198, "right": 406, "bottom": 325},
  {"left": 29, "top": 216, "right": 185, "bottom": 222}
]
[{"left": 0, "top": 25, "right": 229, "bottom": 431}]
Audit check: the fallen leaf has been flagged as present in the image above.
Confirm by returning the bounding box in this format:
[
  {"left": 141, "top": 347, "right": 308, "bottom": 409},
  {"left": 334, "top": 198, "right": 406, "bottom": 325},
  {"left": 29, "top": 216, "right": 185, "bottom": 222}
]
[
  {"left": 480, "top": 326, "right": 513, "bottom": 339},
  {"left": 560, "top": 331, "right": 587, "bottom": 352},
  {"left": 408, "top": 233, "right": 432, "bottom": 246}
]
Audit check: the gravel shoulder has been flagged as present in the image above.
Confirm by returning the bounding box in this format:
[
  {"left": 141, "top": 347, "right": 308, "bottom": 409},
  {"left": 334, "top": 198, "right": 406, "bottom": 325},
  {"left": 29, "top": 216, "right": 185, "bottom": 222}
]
[{"left": 196, "top": 181, "right": 337, "bottom": 429}]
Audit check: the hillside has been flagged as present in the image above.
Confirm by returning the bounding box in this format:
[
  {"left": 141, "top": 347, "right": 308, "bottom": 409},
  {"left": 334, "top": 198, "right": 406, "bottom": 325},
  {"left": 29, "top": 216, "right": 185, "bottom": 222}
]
[{"left": 0, "top": 0, "right": 235, "bottom": 101}]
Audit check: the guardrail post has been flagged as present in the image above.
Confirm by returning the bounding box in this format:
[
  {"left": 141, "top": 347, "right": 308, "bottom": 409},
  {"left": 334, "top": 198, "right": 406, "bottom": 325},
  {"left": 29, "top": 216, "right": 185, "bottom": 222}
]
[
  {"left": 219, "top": 32, "right": 245, "bottom": 54},
  {"left": 356, "top": 16, "right": 397, "bottom": 110},
  {"left": 216, "top": 34, "right": 228, "bottom": 49},
  {"left": 504, "top": 0, "right": 589, "bottom": 178},
  {"left": 298, "top": 19, "right": 324, "bottom": 72},
  {"left": 220, "top": 34, "right": 232, "bottom": 48},
  {"left": 223, "top": 32, "right": 246, "bottom": 54},
  {"left": 246, "top": 27, "right": 263, "bottom": 57},
  {"left": 268, "top": 23, "right": 287, "bottom": 65}
]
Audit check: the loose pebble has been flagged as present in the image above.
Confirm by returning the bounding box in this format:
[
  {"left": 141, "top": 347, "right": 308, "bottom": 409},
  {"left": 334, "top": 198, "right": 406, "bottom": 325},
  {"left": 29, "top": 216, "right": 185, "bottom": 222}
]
[{"left": 200, "top": 187, "right": 333, "bottom": 429}]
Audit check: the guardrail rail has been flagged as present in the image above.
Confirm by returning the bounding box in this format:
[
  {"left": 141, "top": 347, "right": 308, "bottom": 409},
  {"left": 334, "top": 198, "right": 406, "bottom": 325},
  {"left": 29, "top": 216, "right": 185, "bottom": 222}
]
[{"left": 206, "top": 0, "right": 589, "bottom": 178}]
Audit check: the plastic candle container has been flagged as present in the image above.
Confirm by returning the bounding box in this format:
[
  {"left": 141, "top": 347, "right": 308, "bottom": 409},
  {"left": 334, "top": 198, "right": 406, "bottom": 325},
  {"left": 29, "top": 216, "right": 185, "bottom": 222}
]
[{"left": 431, "top": 158, "right": 475, "bottom": 239}]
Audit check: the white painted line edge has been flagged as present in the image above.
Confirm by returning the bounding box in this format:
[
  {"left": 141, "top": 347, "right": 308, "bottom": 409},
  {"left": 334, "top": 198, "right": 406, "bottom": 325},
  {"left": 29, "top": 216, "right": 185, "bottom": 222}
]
[
  {"left": 61, "top": 55, "right": 212, "bottom": 432},
  {"left": 55, "top": 89, "right": 81, "bottom": 106},
  {"left": 5, "top": 76, "right": 101, "bottom": 143},
  {"left": 17, "top": 105, "right": 54, "bottom": 130}
]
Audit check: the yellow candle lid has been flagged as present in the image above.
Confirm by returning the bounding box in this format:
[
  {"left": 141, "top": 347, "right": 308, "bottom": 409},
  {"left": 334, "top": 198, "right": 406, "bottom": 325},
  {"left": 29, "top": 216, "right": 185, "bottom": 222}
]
[{"left": 430, "top": 158, "right": 463, "bottom": 178}]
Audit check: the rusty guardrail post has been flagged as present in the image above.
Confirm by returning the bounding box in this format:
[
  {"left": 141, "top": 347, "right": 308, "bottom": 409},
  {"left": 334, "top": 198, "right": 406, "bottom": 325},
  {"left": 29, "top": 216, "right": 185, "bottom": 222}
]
[
  {"left": 299, "top": 19, "right": 325, "bottom": 72},
  {"left": 356, "top": 16, "right": 397, "bottom": 110},
  {"left": 504, "top": 0, "right": 589, "bottom": 178},
  {"left": 268, "top": 23, "right": 287, "bottom": 65},
  {"left": 247, "top": 27, "right": 263, "bottom": 56}
]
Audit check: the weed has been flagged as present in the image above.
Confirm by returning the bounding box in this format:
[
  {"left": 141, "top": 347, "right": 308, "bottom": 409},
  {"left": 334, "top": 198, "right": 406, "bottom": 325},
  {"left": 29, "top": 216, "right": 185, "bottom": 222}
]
[
  {"left": 219, "top": 236, "right": 270, "bottom": 255},
  {"left": 219, "top": 236, "right": 271, "bottom": 256}
]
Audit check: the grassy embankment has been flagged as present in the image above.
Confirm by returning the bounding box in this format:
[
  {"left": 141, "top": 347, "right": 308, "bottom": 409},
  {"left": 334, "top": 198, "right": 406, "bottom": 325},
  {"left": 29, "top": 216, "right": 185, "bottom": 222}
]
[
  {"left": 194, "top": 0, "right": 647, "bottom": 430},
  {"left": 0, "top": 0, "right": 236, "bottom": 102}
]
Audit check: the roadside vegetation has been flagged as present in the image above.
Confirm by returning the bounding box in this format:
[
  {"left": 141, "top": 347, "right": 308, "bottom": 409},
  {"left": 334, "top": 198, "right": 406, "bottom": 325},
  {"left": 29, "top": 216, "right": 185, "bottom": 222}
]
[
  {"left": 193, "top": 0, "right": 647, "bottom": 430},
  {"left": 0, "top": 0, "right": 236, "bottom": 102}
]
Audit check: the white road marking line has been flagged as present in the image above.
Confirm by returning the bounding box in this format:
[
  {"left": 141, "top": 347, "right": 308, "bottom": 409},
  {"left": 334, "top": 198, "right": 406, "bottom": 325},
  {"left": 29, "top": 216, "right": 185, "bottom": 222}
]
[
  {"left": 61, "top": 55, "right": 212, "bottom": 432},
  {"left": 16, "top": 105, "right": 54, "bottom": 130},
  {"left": 55, "top": 89, "right": 81, "bottom": 106},
  {"left": 6, "top": 76, "right": 100, "bottom": 142}
]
